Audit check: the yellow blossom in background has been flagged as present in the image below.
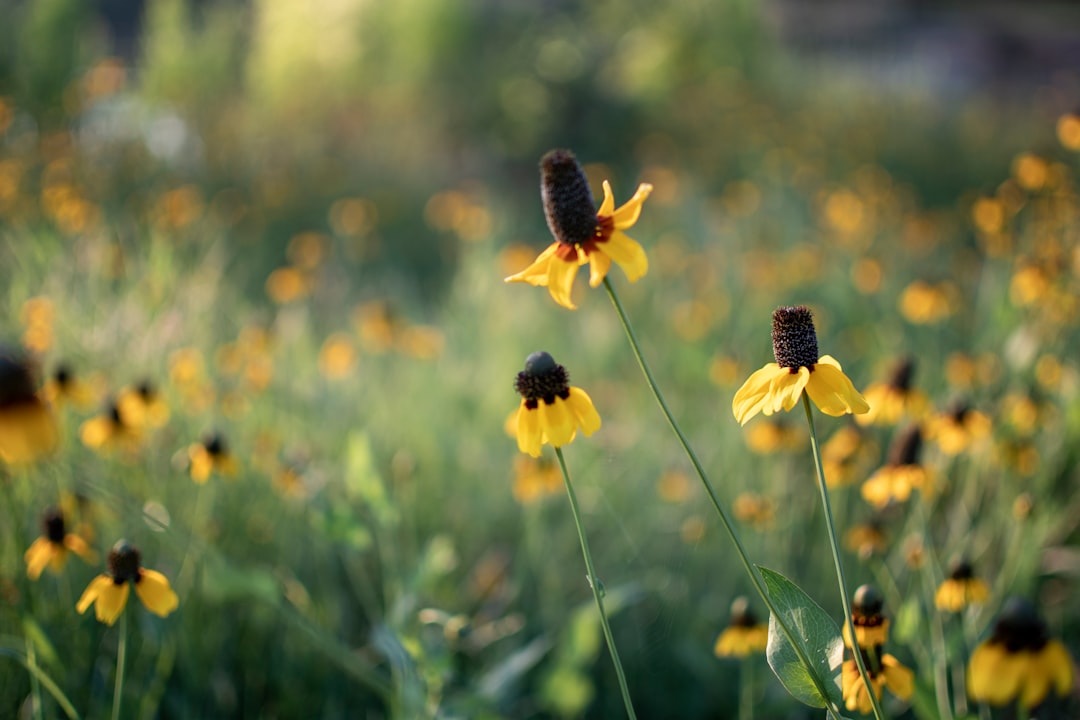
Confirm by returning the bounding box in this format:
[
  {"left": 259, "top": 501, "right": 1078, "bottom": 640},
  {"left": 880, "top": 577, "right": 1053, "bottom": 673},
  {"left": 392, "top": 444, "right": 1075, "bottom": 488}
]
[
  {"left": 117, "top": 381, "right": 170, "bottom": 429},
  {"left": 505, "top": 149, "right": 652, "bottom": 310},
  {"left": 862, "top": 425, "right": 932, "bottom": 509},
  {"left": 43, "top": 364, "right": 97, "bottom": 410},
  {"left": 511, "top": 352, "right": 600, "bottom": 457},
  {"left": 287, "top": 231, "right": 330, "bottom": 270},
  {"left": 188, "top": 432, "right": 240, "bottom": 483},
  {"left": 968, "top": 598, "right": 1073, "bottom": 708},
  {"left": 1057, "top": 112, "right": 1080, "bottom": 151},
  {"left": 318, "top": 333, "right": 358, "bottom": 379},
  {"left": 898, "top": 280, "right": 955, "bottom": 324},
  {"left": 79, "top": 401, "right": 142, "bottom": 455},
  {"left": 1010, "top": 264, "right": 1051, "bottom": 307},
  {"left": 397, "top": 325, "right": 444, "bottom": 360},
  {"left": 842, "top": 654, "right": 913, "bottom": 715},
  {"left": 714, "top": 597, "right": 768, "bottom": 658},
  {"left": 744, "top": 420, "right": 803, "bottom": 454},
  {"left": 822, "top": 425, "right": 874, "bottom": 489},
  {"left": 77, "top": 541, "right": 178, "bottom": 626},
  {"left": 353, "top": 300, "right": 397, "bottom": 354},
  {"left": 733, "top": 306, "right": 869, "bottom": 425},
  {"left": 512, "top": 455, "right": 562, "bottom": 504},
  {"left": 1012, "top": 153, "right": 1048, "bottom": 192},
  {"left": 656, "top": 469, "right": 693, "bottom": 503},
  {"left": 24, "top": 507, "right": 97, "bottom": 579},
  {"left": 844, "top": 521, "right": 887, "bottom": 558},
  {"left": 925, "top": 402, "right": 991, "bottom": 455},
  {"left": 266, "top": 266, "right": 311, "bottom": 304},
  {"left": 856, "top": 357, "right": 929, "bottom": 426},
  {"left": 840, "top": 585, "right": 914, "bottom": 714},
  {"left": 0, "top": 350, "right": 59, "bottom": 465},
  {"left": 935, "top": 559, "right": 989, "bottom": 612},
  {"left": 21, "top": 296, "right": 55, "bottom": 354},
  {"left": 732, "top": 492, "right": 775, "bottom": 530}
]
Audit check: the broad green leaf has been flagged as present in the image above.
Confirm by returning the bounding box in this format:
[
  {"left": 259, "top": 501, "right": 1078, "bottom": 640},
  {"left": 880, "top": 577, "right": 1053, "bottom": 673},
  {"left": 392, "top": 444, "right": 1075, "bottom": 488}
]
[{"left": 757, "top": 566, "right": 844, "bottom": 709}]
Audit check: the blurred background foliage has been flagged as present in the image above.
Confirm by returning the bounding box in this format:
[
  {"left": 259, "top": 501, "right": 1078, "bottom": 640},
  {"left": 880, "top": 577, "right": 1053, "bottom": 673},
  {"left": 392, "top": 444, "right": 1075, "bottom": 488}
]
[{"left": 2, "top": 0, "right": 1080, "bottom": 718}]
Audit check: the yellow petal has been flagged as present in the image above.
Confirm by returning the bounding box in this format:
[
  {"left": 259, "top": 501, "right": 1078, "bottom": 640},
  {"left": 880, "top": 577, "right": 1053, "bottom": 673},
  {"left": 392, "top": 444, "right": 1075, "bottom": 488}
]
[
  {"left": 79, "top": 416, "right": 113, "bottom": 449},
  {"left": 63, "top": 534, "right": 97, "bottom": 563},
  {"left": 600, "top": 231, "right": 648, "bottom": 282},
  {"left": 566, "top": 387, "right": 601, "bottom": 436},
  {"left": 0, "top": 403, "right": 59, "bottom": 464},
  {"left": 968, "top": 642, "right": 1025, "bottom": 706},
  {"left": 1044, "top": 640, "right": 1075, "bottom": 698},
  {"left": 545, "top": 253, "right": 580, "bottom": 310},
  {"left": 135, "top": 569, "right": 179, "bottom": 618},
  {"left": 516, "top": 403, "right": 543, "bottom": 457},
  {"left": 189, "top": 446, "right": 213, "bottom": 483},
  {"left": 611, "top": 183, "right": 653, "bottom": 229},
  {"left": 77, "top": 575, "right": 129, "bottom": 626},
  {"left": 24, "top": 538, "right": 56, "bottom": 580},
  {"left": 504, "top": 243, "right": 559, "bottom": 286},
  {"left": 882, "top": 654, "right": 914, "bottom": 699},
  {"left": 769, "top": 367, "right": 810, "bottom": 414},
  {"left": 539, "top": 397, "right": 575, "bottom": 448},
  {"left": 587, "top": 250, "right": 612, "bottom": 287},
  {"left": 806, "top": 361, "right": 870, "bottom": 416},
  {"left": 732, "top": 364, "right": 787, "bottom": 425},
  {"left": 598, "top": 180, "right": 615, "bottom": 217}
]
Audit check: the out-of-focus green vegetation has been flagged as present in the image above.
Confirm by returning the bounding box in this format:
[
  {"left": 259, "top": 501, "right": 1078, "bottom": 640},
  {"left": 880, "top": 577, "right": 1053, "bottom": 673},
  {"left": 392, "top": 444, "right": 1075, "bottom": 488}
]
[{"left": 2, "top": 0, "right": 1079, "bottom": 717}]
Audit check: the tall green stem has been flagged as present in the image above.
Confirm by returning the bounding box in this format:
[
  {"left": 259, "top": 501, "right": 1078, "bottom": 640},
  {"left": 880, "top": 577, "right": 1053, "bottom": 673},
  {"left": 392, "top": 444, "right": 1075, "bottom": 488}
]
[
  {"left": 602, "top": 279, "right": 843, "bottom": 717},
  {"left": 802, "top": 396, "right": 887, "bottom": 720},
  {"left": 554, "top": 447, "right": 637, "bottom": 720},
  {"left": 112, "top": 610, "right": 128, "bottom": 720}
]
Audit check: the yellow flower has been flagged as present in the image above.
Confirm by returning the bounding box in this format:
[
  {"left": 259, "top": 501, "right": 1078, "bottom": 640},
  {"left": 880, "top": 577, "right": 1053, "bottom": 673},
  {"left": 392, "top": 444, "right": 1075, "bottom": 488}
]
[
  {"left": 732, "top": 492, "right": 776, "bottom": 531},
  {"left": 714, "top": 597, "right": 769, "bottom": 658},
  {"left": 855, "top": 357, "right": 929, "bottom": 426},
  {"left": 76, "top": 540, "right": 178, "bottom": 626},
  {"left": 844, "top": 520, "right": 887, "bottom": 558},
  {"left": 744, "top": 420, "right": 803, "bottom": 454},
  {"left": 821, "top": 425, "right": 874, "bottom": 489},
  {"left": 842, "top": 654, "right": 914, "bottom": 714},
  {"left": 967, "top": 597, "right": 1074, "bottom": 708},
  {"left": 187, "top": 432, "right": 240, "bottom": 483},
  {"left": 43, "top": 363, "right": 97, "bottom": 410},
  {"left": 511, "top": 455, "right": 563, "bottom": 504},
  {"left": 732, "top": 306, "right": 869, "bottom": 425},
  {"left": 504, "top": 149, "right": 652, "bottom": 310},
  {"left": 117, "top": 380, "right": 170, "bottom": 429},
  {"left": 935, "top": 559, "right": 989, "bottom": 612},
  {"left": 24, "top": 507, "right": 97, "bottom": 579},
  {"left": 0, "top": 350, "right": 59, "bottom": 465},
  {"left": 840, "top": 586, "right": 914, "bottom": 714},
  {"left": 512, "top": 351, "right": 600, "bottom": 457},
  {"left": 925, "top": 401, "right": 991, "bottom": 455},
  {"left": 861, "top": 425, "right": 932, "bottom": 509},
  {"left": 79, "top": 400, "right": 141, "bottom": 454}
]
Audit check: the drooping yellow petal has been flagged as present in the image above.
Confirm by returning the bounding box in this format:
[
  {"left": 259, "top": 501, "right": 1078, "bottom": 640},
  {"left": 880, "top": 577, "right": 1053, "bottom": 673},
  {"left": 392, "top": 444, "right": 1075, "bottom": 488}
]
[
  {"left": 566, "top": 387, "right": 601, "bottom": 436},
  {"left": 733, "top": 364, "right": 788, "bottom": 425},
  {"left": 504, "top": 243, "right": 559, "bottom": 287},
  {"left": 1044, "top": 640, "right": 1075, "bottom": 698},
  {"left": 516, "top": 403, "right": 542, "bottom": 457},
  {"left": 806, "top": 359, "right": 870, "bottom": 416},
  {"left": 135, "top": 569, "right": 179, "bottom": 618},
  {"left": 79, "top": 416, "right": 114, "bottom": 449},
  {"left": 189, "top": 445, "right": 213, "bottom": 483},
  {"left": 587, "top": 250, "right": 612, "bottom": 287},
  {"left": 25, "top": 538, "right": 58, "bottom": 580},
  {"left": 881, "top": 654, "right": 914, "bottom": 699},
  {"left": 610, "top": 183, "right": 653, "bottom": 229},
  {"left": 598, "top": 180, "right": 615, "bottom": 218},
  {"left": 768, "top": 367, "right": 810, "bottom": 414},
  {"left": 0, "top": 403, "right": 58, "bottom": 464},
  {"left": 545, "top": 252, "right": 580, "bottom": 310},
  {"left": 968, "top": 642, "right": 1026, "bottom": 706},
  {"left": 63, "top": 533, "right": 97, "bottom": 563},
  {"left": 539, "top": 397, "right": 575, "bottom": 448},
  {"left": 599, "top": 231, "right": 648, "bottom": 282},
  {"left": 77, "top": 576, "right": 130, "bottom": 626}
]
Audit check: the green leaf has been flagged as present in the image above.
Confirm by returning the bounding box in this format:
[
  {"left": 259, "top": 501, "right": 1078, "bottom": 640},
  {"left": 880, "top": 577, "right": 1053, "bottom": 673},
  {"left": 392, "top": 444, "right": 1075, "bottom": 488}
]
[{"left": 757, "top": 566, "right": 844, "bottom": 709}]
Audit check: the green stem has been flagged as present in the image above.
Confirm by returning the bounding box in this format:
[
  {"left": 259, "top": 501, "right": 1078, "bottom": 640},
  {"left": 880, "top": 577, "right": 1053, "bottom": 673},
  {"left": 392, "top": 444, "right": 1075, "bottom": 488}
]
[
  {"left": 26, "top": 636, "right": 43, "bottom": 720},
  {"left": 112, "top": 610, "right": 128, "bottom": 720},
  {"left": 740, "top": 657, "right": 754, "bottom": 720},
  {"left": 0, "top": 649, "right": 80, "bottom": 719},
  {"left": 554, "top": 447, "right": 637, "bottom": 720},
  {"left": 603, "top": 278, "right": 843, "bottom": 716},
  {"left": 801, "top": 395, "right": 887, "bottom": 720}
]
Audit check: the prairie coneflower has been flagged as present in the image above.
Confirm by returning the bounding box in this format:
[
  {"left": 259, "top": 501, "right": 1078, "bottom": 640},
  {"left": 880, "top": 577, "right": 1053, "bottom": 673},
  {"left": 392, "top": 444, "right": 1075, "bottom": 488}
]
[
  {"left": 79, "top": 399, "right": 141, "bottom": 454},
  {"left": 925, "top": 400, "right": 992, "bottom": 455},
  {"left": 968, "top": 597, "right": 1074, "bottom": 708},
  {"left": 935, "top": 559, "right": 990, "bottom": 612},
  {"left": 512, "top": 352, "right": 600, "bottom": 457},
  {"left": 732, "top": 306, "right": 869, "bottom": 425},
  {"left": 187, "top": 432, "right": 239, "bottom": 483},
  {"left": 511, "top": 455, "right": 563, "bottom": 504},
  {"left": 841, "top": 585, "right": 914, "bottom": 714},
  {"left": 24, "top": 507, "right": 97, "bottom": 579},
  {"left": 861, "top": 425, "right": 932, "bottom": 509},
  {"left": 856, "top": 357, "right": 929, "bottom": 426},
  {"left": 76, "top": 540, "right": 178, "bottom": 625},
  {"left": 504, "top": 149, "right": 653, "bottom": 310},
  {"left": 42, "top": 363, "right": 96, "bottom": 410},
  {"left": 714, "top": 597, "right": 769, "bottom": 658},
  {"left": 0, "top": 349, "right": 59, "bottom": 464},
  {"left": 117, "top": 380, "right": 170, "bottom": 429}
]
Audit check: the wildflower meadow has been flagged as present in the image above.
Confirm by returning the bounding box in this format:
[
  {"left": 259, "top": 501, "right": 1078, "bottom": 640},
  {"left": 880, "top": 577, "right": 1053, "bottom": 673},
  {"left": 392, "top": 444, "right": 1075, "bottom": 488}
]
[{"left": 2, "top": 1, "right": 1079, "bottom": 718}]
